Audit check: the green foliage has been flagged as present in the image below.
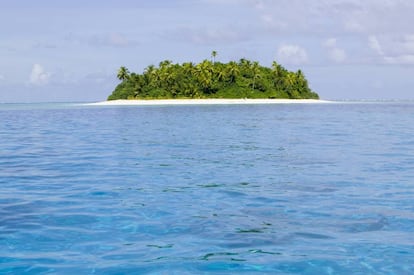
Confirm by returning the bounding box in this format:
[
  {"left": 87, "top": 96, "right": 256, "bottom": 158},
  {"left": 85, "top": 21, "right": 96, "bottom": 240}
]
[
  {"left": 108, "top": 58, "right": 319, "bottom": 100},
  {"left": 117, "top": 66, "right": 130, "bottom": 81}
]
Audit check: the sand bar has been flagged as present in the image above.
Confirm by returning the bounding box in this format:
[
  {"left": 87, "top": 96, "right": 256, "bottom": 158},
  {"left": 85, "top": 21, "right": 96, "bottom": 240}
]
[{"left": 85, "top": 99, "right": 333, "bottom": 106}]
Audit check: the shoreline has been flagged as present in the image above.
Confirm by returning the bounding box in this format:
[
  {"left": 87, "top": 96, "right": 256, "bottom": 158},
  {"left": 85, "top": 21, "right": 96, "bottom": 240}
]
[{"left": 85, "top": 99, "right": 333, "bottom": 106}]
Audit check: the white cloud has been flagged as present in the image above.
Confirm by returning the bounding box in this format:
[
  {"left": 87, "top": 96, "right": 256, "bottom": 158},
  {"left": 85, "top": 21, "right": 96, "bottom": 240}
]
[
  {"left": 30, "top": 64, "right": 51, "bottom": 85},
  {"left": 384, "top": 55, "right": 414, "bottom": 65},
  {"left": 323, "top": 38, "right": 347, "bottom": 63},
  {"left": 368, "top": 35, "right": 414, "bottom": 65},
  {"left": 277, "top": 44, "right": 308, "bottom": 65},
  {"left": 323, "top": 38, "right": 337, "bottom": 48},
  {"left": 329, "top": 48, "right": 347, "bottom": 63},
  {"left": 250, "top": 0, "right": 414, "bottom": 36},
  {"left": 368, "top": 35, "right": 384, "bottom": 56},
  {"left": 0, "top": 74, "right": 4, "bottom": 81},
  {"left": 246, "top": 1, "right": 414, "bottom": 65}
]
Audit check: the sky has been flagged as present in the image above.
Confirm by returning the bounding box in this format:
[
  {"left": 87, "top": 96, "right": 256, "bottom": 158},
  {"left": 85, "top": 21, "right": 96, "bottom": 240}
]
[{"left": 1, "top": 0, "right": 414, "bottom": 102}]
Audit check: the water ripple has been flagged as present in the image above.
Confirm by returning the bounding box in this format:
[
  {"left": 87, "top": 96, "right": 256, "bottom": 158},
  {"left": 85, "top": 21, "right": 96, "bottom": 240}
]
[{"left": 0, "top": 103, "right": 413, "bottom": 273}]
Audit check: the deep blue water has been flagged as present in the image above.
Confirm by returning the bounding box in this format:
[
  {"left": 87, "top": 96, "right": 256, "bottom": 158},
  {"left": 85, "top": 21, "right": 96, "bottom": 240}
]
[{"left": 0, "top": 102, "right": 413, "bottom": 274}]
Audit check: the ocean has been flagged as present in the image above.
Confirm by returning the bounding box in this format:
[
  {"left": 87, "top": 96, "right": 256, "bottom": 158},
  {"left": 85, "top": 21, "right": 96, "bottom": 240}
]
[{"left": 0, "top": 102, "right": 413, "bottom": 274}]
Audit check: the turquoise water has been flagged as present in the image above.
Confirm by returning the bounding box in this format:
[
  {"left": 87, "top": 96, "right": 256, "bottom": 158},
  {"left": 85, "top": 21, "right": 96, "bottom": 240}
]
[{"left": 0, "top": 102, "right": 413, "bottom": 274}]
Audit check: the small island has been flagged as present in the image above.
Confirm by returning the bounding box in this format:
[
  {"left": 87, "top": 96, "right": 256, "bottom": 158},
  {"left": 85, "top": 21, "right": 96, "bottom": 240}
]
[{"left": 108, "top": 53, "right": 319, "bottom": 100}]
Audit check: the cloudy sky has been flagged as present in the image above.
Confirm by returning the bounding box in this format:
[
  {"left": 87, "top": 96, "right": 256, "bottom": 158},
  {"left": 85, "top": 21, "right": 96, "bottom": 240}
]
[{"left": 1, "top": 0, "right": 414, "bottom": 102}]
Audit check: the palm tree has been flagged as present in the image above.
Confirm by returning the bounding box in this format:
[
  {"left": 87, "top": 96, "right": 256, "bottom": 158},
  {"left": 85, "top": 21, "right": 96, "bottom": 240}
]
[
  {"left": 239, "top": 58, "right": 253, "bottom": 78},
  {"left": 159, "top": 60, "right": 172, "bottom": 69},
  {"left": 195, "top": 60, "right": 213, "bottom": 92},
  {"left": 251, "top": 61, "right": 261, "bottom": 90},
  {"left": 239, "top": 58, "right": 251, "bottom": 67},
  {"left": 284, "top": 72, "right": 300, "bottom": 98},
  {"left": 146, "top": 64, "right": 164, "bottom": 89},
  {"left": 285, "top": 72, "right": 296, "bottom": 86},
  {"left": 182, "top": 62, "right": 195, "bottom": 77},
  {"left": 117, "top": 66, "right": 130, "bottom": 81},
  {"left": 271, "top": 61, "right": 286, "bottom": 88},
  {"left": 296, "top": 70, "right": 308, "bottom": 87},
  {"left": 158, "top": 60, "right": 174, "bottom": 89},
  {"left": 211, "top": 50, "right": 217, "bottom": 63},
  {"left": 271, "top": 61, "right": 280, "bottom": 76},
  {"left": 144, "top": 64, "right": 155, "bottom": 75},
  {"left": 216, "top": 65, "right": 227, "bottom": 82},
  {"left": 226, "top": 61, "right": 239, "bottom": 83}
]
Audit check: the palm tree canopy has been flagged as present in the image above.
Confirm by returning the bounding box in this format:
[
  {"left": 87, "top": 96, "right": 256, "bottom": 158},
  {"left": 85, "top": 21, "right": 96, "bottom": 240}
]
[
  {"left": 211, "top": 50, "right": 217, "bottom": 63},
  {"left": 117, "top": 66, "right": 130, "bottom": 81},
  {"left": 108, "top": 58, "right": 319, "bottom": 100}
]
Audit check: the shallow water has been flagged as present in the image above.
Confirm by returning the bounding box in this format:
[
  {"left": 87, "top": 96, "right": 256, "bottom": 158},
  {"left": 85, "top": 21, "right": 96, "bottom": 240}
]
[{"left": 0, "top": 102, "right": 413, "bottom": 273}]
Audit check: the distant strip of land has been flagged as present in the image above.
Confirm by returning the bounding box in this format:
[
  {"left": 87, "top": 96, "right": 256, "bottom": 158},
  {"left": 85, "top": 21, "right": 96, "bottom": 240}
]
[{"left": 85, "top": 99, "right": 333, "bottom": 106}]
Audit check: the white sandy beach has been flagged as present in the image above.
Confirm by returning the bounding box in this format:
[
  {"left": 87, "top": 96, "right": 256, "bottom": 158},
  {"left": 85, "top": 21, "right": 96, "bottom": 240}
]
[{"left": 85, "top": 98, "right": 333, "bottom": 106}]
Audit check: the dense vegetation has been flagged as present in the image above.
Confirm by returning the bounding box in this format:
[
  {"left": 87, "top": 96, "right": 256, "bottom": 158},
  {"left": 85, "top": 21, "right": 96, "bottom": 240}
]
[{"left": 108, "top": 54, "right": 319, "bottom": 100}]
